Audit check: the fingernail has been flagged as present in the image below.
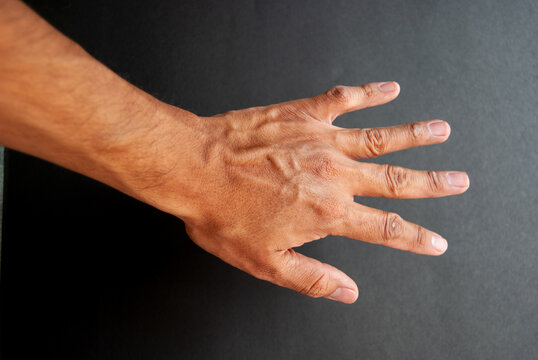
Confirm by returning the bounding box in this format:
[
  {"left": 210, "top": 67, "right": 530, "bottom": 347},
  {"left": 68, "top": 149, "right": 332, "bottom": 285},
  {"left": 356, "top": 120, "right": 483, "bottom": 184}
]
[
  {"left": 446, "top": 172, "right": 469, "bottom": 187},
  {"left": 431, "top": 234, "right": 448, "bottom": 252},
  {"left": 427, "top": 120, "right": 450, "bottom": 137},
  {"left": 328, "top": 288, "right": 358, "bottom": 303},
  {"left": 379, "top": 82, "right": 397, "bottom": 92}
]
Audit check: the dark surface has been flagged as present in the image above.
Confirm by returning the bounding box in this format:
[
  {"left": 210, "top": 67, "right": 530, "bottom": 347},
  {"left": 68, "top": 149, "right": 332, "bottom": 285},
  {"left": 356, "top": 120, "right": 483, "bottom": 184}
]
[
  {"left": 1, "top": 0, "right": 537, "bottom": 359},
  {"left": 0, "top": 147, "right": 3, "bottom": 245}
]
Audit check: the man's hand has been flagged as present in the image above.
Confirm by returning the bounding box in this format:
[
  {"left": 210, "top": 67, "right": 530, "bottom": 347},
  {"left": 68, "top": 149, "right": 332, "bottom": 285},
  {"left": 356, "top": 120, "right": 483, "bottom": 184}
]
[
  {"left": 150, "top": 82, "right": 469, "bottom": 304},
  {"left": 0, "top": 0, "right": 469, "bottom": 304}
]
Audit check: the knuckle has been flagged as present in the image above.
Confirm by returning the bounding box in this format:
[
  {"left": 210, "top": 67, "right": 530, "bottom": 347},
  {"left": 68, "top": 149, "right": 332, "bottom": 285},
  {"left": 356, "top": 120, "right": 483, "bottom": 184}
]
[
  {"left": 414, "top": 226, "right": 427, "bottom": 249},
  {"left": 427, "top": 171, "right": 443, "bottom": 192},
  {"left": 301, "top": 272, "right": 331, "bottom": 298},
  {"left": 409, "top": 122, "right": 424, "bottom": 139},
  {"left": 310, "top": 154, "right": 339, "bottom": 179},
  {"left": 385, "top": 165, "right": 408, "bottom": 196},
  {"left": 382, "top": 212, "right": 404, "bottom": 242},
  {"left": 358, "top": 83, "right": 375, "bottom": 100},
  {"left": 363, "top": 128, "right": 386, "bottom": 157},
  {"left": 312, "top": 196, "right": 346, "bottom": 221},
  {"left": 326, "top": 85, "right": 351, "bottom": 105},
  {"left": 263, "top": 104, "right": 284, "bottom": 119}
]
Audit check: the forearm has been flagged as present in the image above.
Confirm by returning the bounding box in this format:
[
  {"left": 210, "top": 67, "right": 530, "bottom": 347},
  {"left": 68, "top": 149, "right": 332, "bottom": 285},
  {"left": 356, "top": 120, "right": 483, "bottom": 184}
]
[{"left": 0, "top": 0, "right": 201, "bottom": 219}]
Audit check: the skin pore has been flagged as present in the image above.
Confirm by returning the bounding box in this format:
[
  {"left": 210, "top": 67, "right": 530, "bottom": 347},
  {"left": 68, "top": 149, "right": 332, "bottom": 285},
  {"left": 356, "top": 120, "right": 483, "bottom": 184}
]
[{"left": 0, "top": 0, "right": 469, "bottom": 304}]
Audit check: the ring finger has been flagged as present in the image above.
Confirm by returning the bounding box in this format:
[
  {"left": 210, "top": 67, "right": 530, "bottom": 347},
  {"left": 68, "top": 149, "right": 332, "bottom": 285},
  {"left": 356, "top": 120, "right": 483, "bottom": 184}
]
[{"left": 334, "top": 119, "right": 451, "bottom": 159}]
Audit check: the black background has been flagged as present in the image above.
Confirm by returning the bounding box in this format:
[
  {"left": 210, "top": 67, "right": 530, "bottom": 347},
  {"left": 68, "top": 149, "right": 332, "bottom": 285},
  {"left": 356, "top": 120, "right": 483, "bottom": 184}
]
[{"left": 1, "top": 0, "right": 537, "bottom": 359}]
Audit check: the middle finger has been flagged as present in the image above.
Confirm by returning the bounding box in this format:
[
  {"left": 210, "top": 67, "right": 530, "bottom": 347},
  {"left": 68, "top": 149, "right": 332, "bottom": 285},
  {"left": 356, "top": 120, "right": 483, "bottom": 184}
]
[{"left": 333, "top": 120, "right": 451, "bottom": 159}]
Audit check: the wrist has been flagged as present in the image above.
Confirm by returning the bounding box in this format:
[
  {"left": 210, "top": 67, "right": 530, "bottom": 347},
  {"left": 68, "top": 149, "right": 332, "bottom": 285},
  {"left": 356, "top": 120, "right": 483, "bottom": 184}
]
[{"left": 97, "top": 98, "right": 209, "bottom": 222}]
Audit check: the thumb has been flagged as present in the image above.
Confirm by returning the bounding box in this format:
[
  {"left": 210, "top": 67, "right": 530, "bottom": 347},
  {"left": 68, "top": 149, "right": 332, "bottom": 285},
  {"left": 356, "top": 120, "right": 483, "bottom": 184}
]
[{"left": 273, "top": 249, "right": 358, "bottom": 304}]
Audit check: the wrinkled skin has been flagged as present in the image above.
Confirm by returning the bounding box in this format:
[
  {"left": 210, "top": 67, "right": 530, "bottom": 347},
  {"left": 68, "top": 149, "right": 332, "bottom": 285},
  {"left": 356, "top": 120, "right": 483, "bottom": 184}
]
[{"left": 166, "top": 82, "right": 469, "bottom": 303}]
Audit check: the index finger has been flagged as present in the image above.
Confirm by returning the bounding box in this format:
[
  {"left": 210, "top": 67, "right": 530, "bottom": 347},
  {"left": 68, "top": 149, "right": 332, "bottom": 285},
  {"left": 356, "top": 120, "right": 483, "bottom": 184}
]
[{"left": 279, "top": 82, "right": 401, "bottom": 123}]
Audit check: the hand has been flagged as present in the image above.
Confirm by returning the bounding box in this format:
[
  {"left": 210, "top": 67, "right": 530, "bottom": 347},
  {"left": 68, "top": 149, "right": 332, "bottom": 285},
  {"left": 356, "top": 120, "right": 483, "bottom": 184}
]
[
  {"left": 165, "top": 81, "right": 469, "bottom": 304},
  {"left": 0, "top": 1, "right": 468, "bottom": 304}
]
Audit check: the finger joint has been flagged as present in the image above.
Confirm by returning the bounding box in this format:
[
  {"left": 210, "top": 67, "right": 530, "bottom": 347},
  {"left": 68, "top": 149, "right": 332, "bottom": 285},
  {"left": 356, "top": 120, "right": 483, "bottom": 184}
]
[
  {"left": 414, "top": 226, "right": 427, "bottom": 249},
  {"left": 326, "top": 86, "right": 351, "bottom": 105},
  {"left": 409, "top": 122, "right": 424, "bottom": 139},
  {"left": 358, "top": 83, "right": 375, "bottom": 100},
  {"left": 427, "top": 171, "right": 443, "bottom": 192},
  {"left": 301, "top": 272, "right": 330, "bottom": 298},
  {"left": 385, "top": 165, "right": 408, "bottom": 197},
  {"left": 364, "top": 128, "right": 386, "bottom": 157},
  {"left": 382, "top": 212, "right": 404, "bottom": 243}
]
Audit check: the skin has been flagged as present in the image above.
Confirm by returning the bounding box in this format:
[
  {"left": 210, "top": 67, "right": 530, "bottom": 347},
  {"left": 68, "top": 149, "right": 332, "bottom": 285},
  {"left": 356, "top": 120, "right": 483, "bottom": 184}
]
[{"left": 0, "top": 0, "right": 469, "bottom": 304}]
